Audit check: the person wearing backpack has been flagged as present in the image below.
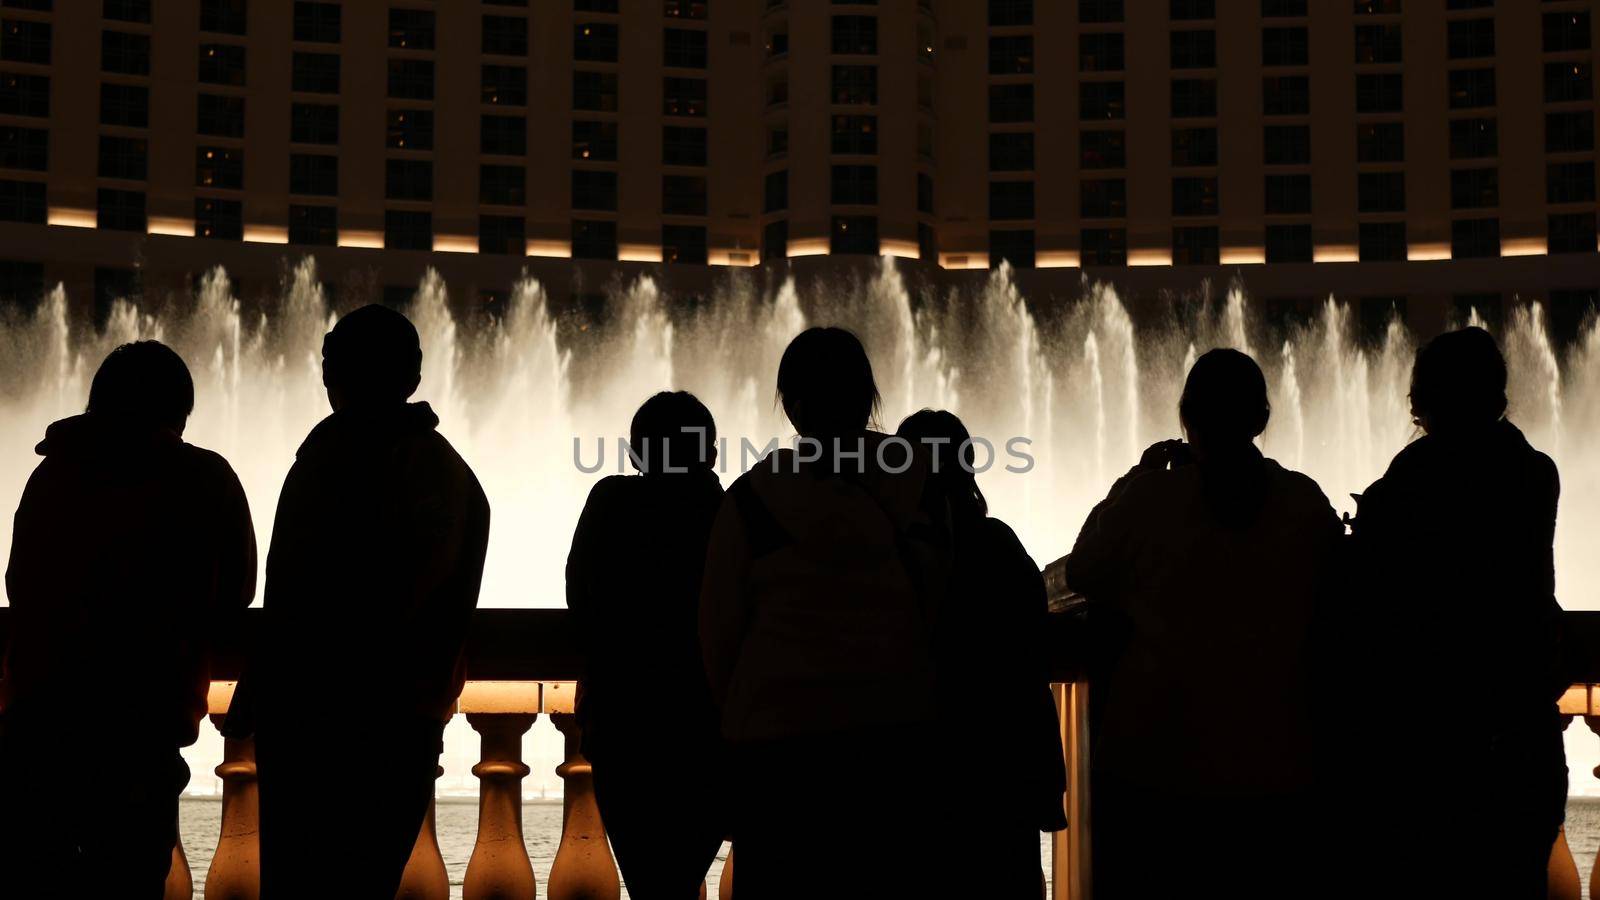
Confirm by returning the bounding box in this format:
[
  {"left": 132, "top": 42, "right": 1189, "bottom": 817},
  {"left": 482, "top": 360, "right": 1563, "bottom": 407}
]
[{"left": 699, "top": 327, "right": 946, "bottom": 899}]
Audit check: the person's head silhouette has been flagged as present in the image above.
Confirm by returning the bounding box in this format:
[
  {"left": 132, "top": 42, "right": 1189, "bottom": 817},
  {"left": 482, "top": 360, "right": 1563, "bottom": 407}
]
[
  {"left": 1179, "top": 348, "right": 1270, "bottom": 459},
  {"left": 321, "top": 304, "right": 423, "bottom": 411},
  {"left": 1409, "top": 326, "right": 1506, "bottom": 436},
  {"left": 87, "top": 340, "right": 195, "bottom": 435},
  {"left": 776, "top": 326, "right": 880, "bottom": 439},
  {"left": 897, "top": 408, "right": 987, "bottom": 519},
  {"left": 629, "top": 391, "right": 717, "bottom": 474}
]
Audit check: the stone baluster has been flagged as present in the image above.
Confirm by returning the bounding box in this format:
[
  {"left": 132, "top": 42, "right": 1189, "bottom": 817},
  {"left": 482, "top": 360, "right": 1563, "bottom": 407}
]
[
  {"left": 164, "top": 828, "right": 193, "bottom": 900},
  {"left": 462, "top": 682, "right": 541, "bottom": 900},
  {"left": 397, "top": 765, "right": 450, "bottom": 900},
  {"left": 205, "top": 684, "right": 261, "bottom": 900},
  {"left": 547, "top": 711, "right": 620, "bottom": 900}
]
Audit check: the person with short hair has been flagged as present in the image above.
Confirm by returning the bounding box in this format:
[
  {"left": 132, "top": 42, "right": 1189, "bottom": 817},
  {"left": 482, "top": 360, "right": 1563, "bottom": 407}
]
[{"left": 1, "top": 341, "right": 256, "bottom": 898}]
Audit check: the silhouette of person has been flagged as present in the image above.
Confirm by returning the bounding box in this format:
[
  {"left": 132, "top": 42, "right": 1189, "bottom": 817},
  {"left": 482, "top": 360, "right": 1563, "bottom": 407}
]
[
  {"left": 699, "top": 327, "right": 947, "bottom": 899},
  {"left": 0, "top": 341, "right": 256, "bottom": 899},
  {"left": 566, "top": 391, "right": 727, "bottom": 898},
  {"left": 896, "top": 409, "right": 1066, "bottom": 899},
  {"left": 1065, "top": 348, "right": 1342, "bottom": 900},
  {"left": 1344, "top": 326, "right": 1565, "bottom": 899},
  {"left": 230, "top": 304, "right": 490, "bottom": 898}
]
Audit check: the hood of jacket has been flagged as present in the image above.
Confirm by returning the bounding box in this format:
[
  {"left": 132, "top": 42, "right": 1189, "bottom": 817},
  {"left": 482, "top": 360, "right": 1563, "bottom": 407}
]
[
  {"left": 35, "top": 413, "right": 184, "bottom": 468},
  {"left": 296, "top": 401, "right": 440, "bottom": 461}
]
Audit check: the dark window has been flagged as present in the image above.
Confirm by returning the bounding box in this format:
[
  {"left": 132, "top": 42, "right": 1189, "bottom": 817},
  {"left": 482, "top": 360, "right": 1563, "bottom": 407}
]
[
  {"left": 1171, "top": 0, "right": 1214, "bottom": 19},
  {"left": 101, "top": 30, "right": 150, "bottom": 75},
  {"left": 0, "top": 19, "right": 48, "bottom": 64},
  {"left": 1549, "top": 213, "right": 1596, "bottom": 254},
  {"left": 762, "top": 219, "right": 787, "bottom": 262},
  {"left": 1171, "top": 128, "right": 1218, "bottom": 167},
  {"left": 832, "top": 66, "right": 877, "bottom": 105},
  {"left": 993, "top": 83, "right": 1037, "bottom": 122},
  {"left": 1353, "top": 24, "right": 1402, "bottom": 64},
  {"left": 197, "top": 94, "right": 245, "bottom": 137},
  {"left": 1357, "top": 122, "right": 1405, "bottom": 162},
  {"left": 1265, "top": 224, "right": 1313, "bottom": 262},
  {"left": 665, "top": 0, "right": 708, "bottom": 19},
  {"left": 990, "top": 229, "right": 1035, "bottom": 268},
  {"left": 831, "top": 164, "right": 877, "bottom": 205},
  {"left": 993, "top": 34, "right": 1037, "bottom": 75},
  {"left": 385, "top": 109, "right": 433, "bottom": 150},
  {"left": 484, "top": 16, "right": 528, "bottom": 56},
  {"left": 831, "top": 15, "right": 877, "bottom": 55},
  {"left": 1445, "top": 0, "right": 1491, "bottom": 8},
  {"left": 831, "top": 215, "right": 878, "bottom": 255},
  {"left": 992, "top": 131, "right": 1036, "bottom": 171},
  {"left": 1358, "top": 172, "right": 1405, "bottom": 212},
  {"left": 1077, "top": 33, "right": 1118, "bottom": 73},
  {"left": 575, "top": 0, "right": 618, "bottom": 10},
  {"left": 573, "top": 71, "right": 617, "bottom": 112},
  {"left": 664, "top": 126, "right": 708, "bottom": 166},
  {"left": 388, "top": 59, "right": 434, "bottom": 100},
  {"left": 1548, "top": 161, "right": 1595, "bottom": 204},
  {"left": 104, "top": 0, "right": 151, "bottom": 23},
  {"left": 1263, "top": 27, "right": 1308, "bottom": 66},
  {"left": 766, "top": 72, "right": 789, "bottom": 107},
  {"left": 662, "top": 225, "right": 707, "bottom": 264},
  {"left": 1358, "top": 222, "right": 1406, "bottom": 260},
  {"left": 1081, "top": 179, "right": 1126, "bottom": 218},
  {"left": 2, "top": 0, "right": 51, "bottom": 8},
  {"left": 291, "top": 103, "right": 338, "bottom": 144},
  {"left": 1172, "top": 176, "right": 1218, "bottom": 216},
  {"left": 573, "top": 120, "right": 618, "bottom": 161},
  {"left": 98, "top": 135, "right": 146, "bottom": 180},
  {"left": 1448, "top": 68, "right": 1494, "bottom": 108},
  {"left": 1079, "top": 82, "right": 1122, "bottom": 120},
  {"left": 572, "top": 219, "right": 617, "bottom": 259},
  {"left": 918, "top": 222, "right": 937, "bottom": 262},
  {"left": 1264, "top": 174, "right": 1310, "bottom": 214},
  {"left": 200, "top": 0, "right": 247, "bottom": 34},
  {"left": 664, "top": 27, "right": 707, "bottom": 67},
  {"left": 93, "top": 267, "right": 139, "bottom": 321},
  {"left": 991, "top": 0, "right": 1034, "bottom": 26},
  {"left": 662, "top": 175, "right": 706, "bottom": 215},
  {"left": 1171, "top": 79, "right": 1216, "bottom": 117},
  {"left": 1548, "top": 112, "right": 1593, "bottom": 153},
  {"left": 1262, "top": 0, "right": 1307, "bottom": 16},
  {"left": 990, "top": 181, "right": 1033, "bottom": 220},
  {"left": 481, "top": 164, "right": 526, "bottom": 205},
  {"left": 1263, "top": 76, "right": 1310, "bottom": 115},
  {"left": 1354, "top": 0, "right": 1402, "bottom": 13},
  {"left": 479, "top": 214, "right": 524, "bottom": 255},
  {"left": 482, "top": 115, "right": 526, "bottom": 155},
  {"left": 1546, "top": 63, "right": 1592, "bottom": 103},
  {"left": 95, "top": 187, "right": 143, "bottom": 230},
  {"left": 832, "top": 115, "right": 878, "bottom": 154},
  {"left": 290, "top": 153, "right": 337, "bottom": 195},
  {"left": 385, "top": 158, "right": 432, "bottom": 201},
  {"left": 294, "top": 2, "right": 341, "bottom": 42},
  {"left": 0, "top": 258, "right": 42, "bottom": 309},
  {"left": 0, "top": 126, "right": 45, "bottom": 171},
  {"left": 764, "top": 170, "right": 787, "bottom": 213},
  {"left": 1448, "top": 118, "right": 1496, "bottom": 160},
  {"left": 1545, "top": 12, "right": 1590, "bottom": 53},
  {"left": 575, "top": 22, "right": 619, "bottom": 61},
  {"left": 484, "top": 65, "right": 527, "bottom": 106},
  {"left": 0, "top": 72, "right": 48, "bottom": 117},
  {"left": 1263, "top": 125, "right": 1310, "bottom": 164},
  {"left": 385, "top": 210, "right": 432, "bottom": 251},
  {"left": 1358, "top": 72, "right": 1404, "bottom": 112},
  {"left": 292, "top": 52, "right": 339, "bottom": 93},
  {"left": 195, "top": 197, "right": 241, "bottom": 240},
  {"left": 0, "top": 179, "right": 42, "bottom": 223},
  {"left": 665, "top": 77, "right": 707, "bottom": 115},
  {"left": 195, "top": 146, "right": 243, "bottom": 189},
  {"left": 199, "top": 43, "right": 246, "bottom": 86},
  {"left": 1170, "top": 30, "right": 1216, "bottom": 69},
  {"left": 389, "top": 9, "right": 435, "bottom": 49},
  {"left": 1173, "top": 226, "right": 1220, "bottom": 265},
  {"left": 100, "top": 82, "right": 147, "bottom": 127},
  {"left": 1080, "top": 228, "right": 1126, "bottom": 265},
  {"left": 1447, "top": 18, "right": 1494, "bottom": 59},
  {"left": 918, "top": 172, "right": 933, "bottom": 214},
  {"left": 1451, "top": 217, "right": 1499, "bottom": 258},
  {"left": 572, "top": 170, "right": 617, "bottom": 210}
]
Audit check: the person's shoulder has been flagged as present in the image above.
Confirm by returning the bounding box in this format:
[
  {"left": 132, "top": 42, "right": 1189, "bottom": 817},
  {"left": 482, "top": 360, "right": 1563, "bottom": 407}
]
[
  {"left": 409, "top": 429, "right": 490, "bottom": 509},
  {"left": 583, "top": 473, "right": 634, "bottom": 505},
  {"left": 1264, "top": 458, "right": 1342, "bottom": 524},
  {"left": 179, "top": 443, "right": 245, "bottom": 489}
]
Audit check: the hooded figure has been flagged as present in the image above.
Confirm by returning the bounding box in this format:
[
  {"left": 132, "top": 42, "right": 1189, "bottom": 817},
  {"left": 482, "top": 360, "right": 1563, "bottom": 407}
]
[
  {"left": 1, "top": 341, "right": 255, "bottom": 899},
  {"left": 234, "top": 305, "right": 489, "bottom": 898}
]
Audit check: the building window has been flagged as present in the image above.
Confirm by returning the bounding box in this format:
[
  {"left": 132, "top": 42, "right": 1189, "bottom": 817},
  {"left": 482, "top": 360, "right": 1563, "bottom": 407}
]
[
  {"left": 1544, "top": 11, "right": 1590, "bottom": 53},
  {"left": 1264, "top": 174, "right": 1310, "bottom": 214},
  {"left": 989, "top": 181, "right": 1033, "bottom": 220},
  {"left": 660, "top": 176, "right": 705, "bottom": 215},
  {"left": 1262, "top": 27, "right": 1308, "bottom": 67},
  {"left": 831, "top": 164, "right": 877, "bottom": 205},
  {"left": 1358, "top": 222, "right": 1406, "bottom": 261},
  {"left": 665, "top": 0, "right": 708, "bottom": 19},
  {"left": 1451, "top": 218, "right": 1499, "bottom": 258},
  {"left": 290, "top": 153, "right": 338, "bottom": 195},
  {"left": 663, "top": 125, "right": 706, "bottom": 166},
  {"left": 101, "top": 30, "right": 150, "bottom": 75},
  {"left": 831, "top": 15, "right": 877, "bottom": 55},
  {"left": 389, "top": 9, "right": 435, "bottom": 50},
  {"left": 918, "top": 222, "right": 937, "bottom": 262},
  {"left": 1447, "top": 19, "right": 1495, "bottom": 60},
  {"left": 482, "top": 115, "right": 526, "bottom": 155},
  {"left": 764, "top": 170, "right": 787, "bottom": 213},
  {"left": 1076, "top": 33, "right": 1118, "bottom": 73},
  {"left": 1358, "top": 172, "right": 1405, "bottom": 212},
  {"left": 197, "top": 94, "right": 245, "bottom": 137},
  {"left": 831, "top": 66, "right": 877, "bottom": 106},
  {"left": 386, "top": 109, "right": 433, "bottom": 151},
  {"left": 664, "top": 27, "right": 707, "bottom": 68},
  {"left": 1172, "top": 177, "right": 1219, "bottom": 216},
  {"left": 287, "top": 204, "right": 335, "bottom": 245},
  {"left": 575, "top": 0, "right": 619, "bottom": 11},
  {"left": 479, "top": 214, "right": 524, "bottom": 255},
  {"left": 1448, "top": 119, "right": 1495, "bottom": 160},
  {"left": 1357, "top": 122, "right": 1405, "bottom": 163},
  {"left": 0, "top": 126, "right": 46, "bottom": 171},
  {"left": 1546, "top": 63, "right": 1593, "bottom": 104},
  {"left": 990, "top": 229, "right": 1035, "bottom": 268},
  {"left": 1081, "top": 179, "right": 1127, "bottom": 218},
  {"left": 385, "top": 209, "right": 432, "bottom": 251},
  {"left": 388, "top": 59, "right": 434, "bottom": 100},
  {"left": 1549, "top": 213, "right": 1596, "bottom": 254},
  {"left": 1263, "top": 125, "right": 1310, "bottom": 165},
  {"left": 104, "top": 0, "right": 152, "bottom": 24},
  {"left": 572, "top": 71, "right": 618, "bottom": 112},
  {"left": 572, "top": 170, "right": 617, "bottom": 211},
  {"left": 1357, "top": 73, "right": 1404, "bottom": 112},
  {"left": 664, "top": 77, "right": 707, "bottom": 116},
  {"left": 195, "top": 197, "right": 242, "bottom": 239},
  {"left": 96, "top": 187, "right": 144, "bottom": 231},
  {"left": 992, "top": 34, "right": 1037, "bottom": 75},
  {"left": 291, "top": 103, "right": 338, "bottom": 144},
  {"left": 293, "top": 2, "right": 341, "bottom": 43},
  {"left": 762, "top": 219, "right": 788, "bottom": 262},
  {"left": 100, "top": 83, "right": 148, "bottom": 127},
  {"left": 831, "top": 215, "right": 878, "bottom": 255},
  {"left": 385, "top": 158, "right": 432, "bottom": 201},
  {"left": 832, "top": 115, "right": 878, "bottom": 155},
  {"left": 195, "top": 146, "right": 243, "bottom": 189},
  {"left": 1263, "top": 76, "right": 1310, "bottom": 116},
  {"left": 1547, "top": 112, "right": 1594, "bottom": 154},
  {"left": 575, "top": 22, "right": 619, "bottom": 62},
  {"left": 1171, "top": 128, "right": 1218, "bottom": 167},
  {"left": 766, "top": 72, "right": 789, "bottom": 107},
  {"left": 573, "top": 120, "right": 618, "bottom": 161},
  {"left": 918, "top": 172, "right": 933, "bottom": 214},
  {"left": 1, "top": 19, "right": 50, "bottom": 64},
  {"left": 991, "top": 0, "right": 1034, "bottom": 26},
  {"left": 1353, "top": 24, "right": 1402, "bottom": 64},
  {"left": 292, "top": 52, "right": 339, "bottom": 93},
  {"left": 1450, "top": 168, "right": 1499, "bottom": 210},
  {"left": 200, "top": 0, "right": 247, "bottom": 35},
  {"left": 1172, "top": 226, "right": 1220, "bottom": 265},
  {"left": 573, "top": 219, "right": 617, "bottom": 259},
  {"left": 98, "top": 135, "right": 147, "bottom": 180},
  {"left": 481, "top": 164, "right": 526, "bottom": 206},
  {"left": 484, "top": 65, "right": 528, "bottom": 106},
  {"left": 0, "top": 179, "right": 43, "bottom": 223},
  {"left": 484, "top": 16, "right": 528, "bottom": 56},
  {"left": 1448, "top": 68, "right": 1495, "bottom": 109},
  {"left": 0, "top": 259, "right": 41, "bottom": 309},
  {"left": 0, "top": 72, "right": 48, "bottom": 117},
  {"left": 1265, "top": 224, "right": 1313, "bottom": 262},
  {"left": 1548, "top": 162, "right": 1596, "bottom": 204},
  {"left": 1171, "top": 79, "right": 1216, "bottom": 118},
  {"left": 1170, "top": 31, "right": 1216, "bottom": 69},
  {"left": 662, "top": 224, "right": 707, "bottom": 264},
  {"left": 199, "top": 43, "right": 247, "bottom": 86},
  {"left": 1078, "top": 83, "right": 1122, "bottom": 121},
  {"left": 1354, "top": 0, "right": 1401, "bottom": 13},
  {"left": 1170, "top": 0, "right": 1214, "bottom": 20},
  {"left": 1262, "top": 0, "right": 1307, "bottom": 15},
  {"left": 993, "top": 131, "right": 1037, "bottom": 171},
  {"left": 1080, "top": 228, "right": 1126, "bottom": 265}
]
